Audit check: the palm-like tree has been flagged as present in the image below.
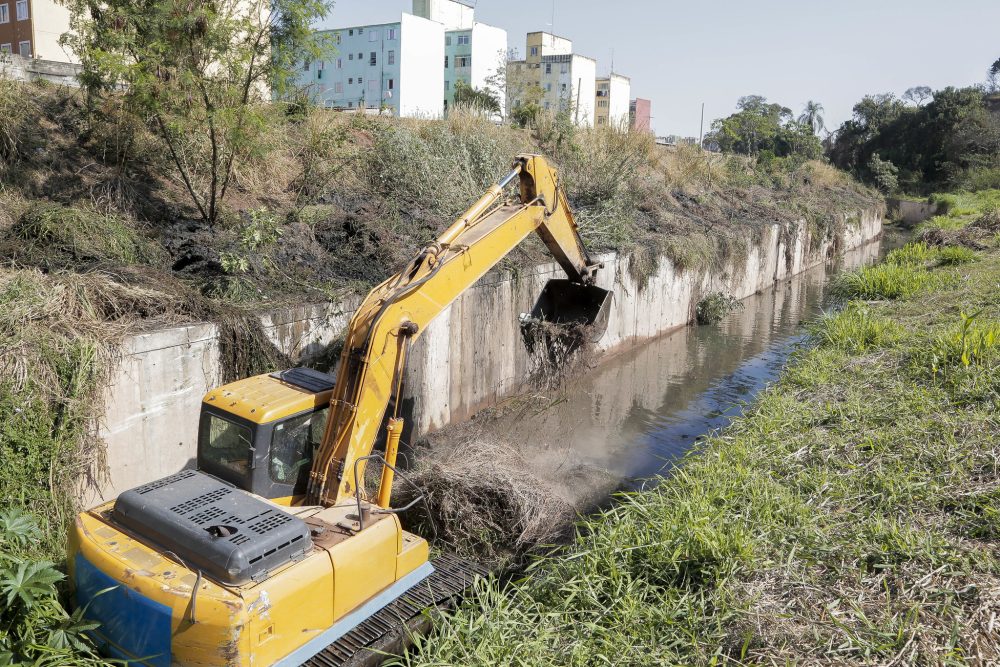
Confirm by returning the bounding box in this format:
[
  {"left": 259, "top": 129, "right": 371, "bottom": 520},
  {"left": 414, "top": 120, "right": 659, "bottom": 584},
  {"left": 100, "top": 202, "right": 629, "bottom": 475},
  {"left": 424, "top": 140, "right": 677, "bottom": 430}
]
[{"left": 799, "top": 100, "right": 825, "bottom": 135}]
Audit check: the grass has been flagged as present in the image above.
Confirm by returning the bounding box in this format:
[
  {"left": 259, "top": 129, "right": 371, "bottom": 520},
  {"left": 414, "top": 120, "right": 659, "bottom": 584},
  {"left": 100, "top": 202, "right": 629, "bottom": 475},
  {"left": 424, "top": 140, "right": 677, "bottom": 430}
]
[{"left": 397, "top": 247, "right": 1000, "bottom": 665}]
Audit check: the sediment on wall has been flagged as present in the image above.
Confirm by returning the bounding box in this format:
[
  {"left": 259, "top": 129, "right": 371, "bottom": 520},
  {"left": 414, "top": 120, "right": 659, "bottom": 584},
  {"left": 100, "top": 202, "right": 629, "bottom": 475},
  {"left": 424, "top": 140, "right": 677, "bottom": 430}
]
[{"left": 93, "top": 208, "right": 882, "bottom": 503}]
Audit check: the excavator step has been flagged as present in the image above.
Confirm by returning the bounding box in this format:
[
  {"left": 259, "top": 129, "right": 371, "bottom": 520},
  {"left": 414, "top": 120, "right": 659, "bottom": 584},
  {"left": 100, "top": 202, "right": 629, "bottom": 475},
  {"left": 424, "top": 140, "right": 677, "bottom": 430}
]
[{"left": 303, "top": 554, "right": 490, "bottom": 667}]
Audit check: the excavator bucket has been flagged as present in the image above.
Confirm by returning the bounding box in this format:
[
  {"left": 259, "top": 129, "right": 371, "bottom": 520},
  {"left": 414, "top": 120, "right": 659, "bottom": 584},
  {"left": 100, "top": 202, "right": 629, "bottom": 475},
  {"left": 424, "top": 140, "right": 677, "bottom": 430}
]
[{"left": 520, "top": 280, "right": 612, "bottom": 354}]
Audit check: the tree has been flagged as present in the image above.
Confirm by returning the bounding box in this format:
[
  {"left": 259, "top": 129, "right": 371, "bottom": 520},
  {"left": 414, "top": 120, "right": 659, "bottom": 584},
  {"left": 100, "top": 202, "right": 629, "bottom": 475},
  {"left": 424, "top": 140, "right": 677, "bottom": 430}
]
[
  {"left": 63, "top": 0, "right": 333, "bottom": 224},
  {"left": 903, "top": 86, "right": 933, "bottom": 106},
  {"left": 453, "top": 81, "right": 501, "bottom": 115},
  {"left": 868, "top": 154, "right": 898, "bottom": 194},
  {"left": 705, "top": 95, "right": 819, "bottom": 160},
  {"left": 798, "top": 100, "right": 825, "bottom": 134},
  {"left": 988, "top": 57, "right": 1000, "bottom": 93}
]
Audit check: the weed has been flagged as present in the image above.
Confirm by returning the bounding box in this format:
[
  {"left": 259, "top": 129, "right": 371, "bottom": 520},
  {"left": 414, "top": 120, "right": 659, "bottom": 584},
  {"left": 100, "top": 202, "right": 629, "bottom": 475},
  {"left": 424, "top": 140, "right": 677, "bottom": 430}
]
[
  {"left": 696, "top": 292, "right": 744, "bottom": 325},
  {"left": 812, "top": 303, "right": 901, "bottom": 352},
  {"left": 0, "top": 511, "right": 107, "bottom": 664},
  {"left": 938, "top": 246, "right": 978, "bottom": 265},
  {"left": 834, "top": 263, "right": 930, "bottom": 300},
  {"left": 885, "top": 241, "right": 938, "bottom": 266}
]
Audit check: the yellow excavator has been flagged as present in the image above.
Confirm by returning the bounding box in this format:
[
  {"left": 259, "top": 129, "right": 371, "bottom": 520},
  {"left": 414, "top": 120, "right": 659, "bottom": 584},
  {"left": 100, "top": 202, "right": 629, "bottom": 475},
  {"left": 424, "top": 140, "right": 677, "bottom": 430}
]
[{"left": 67, "top": 155, "right": 611, "bottom": 666}]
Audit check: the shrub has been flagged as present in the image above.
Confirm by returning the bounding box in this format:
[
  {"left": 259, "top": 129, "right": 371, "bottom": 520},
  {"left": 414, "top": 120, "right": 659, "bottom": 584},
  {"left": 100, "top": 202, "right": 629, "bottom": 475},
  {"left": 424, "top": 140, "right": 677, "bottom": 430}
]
[
  {"left": 0, "top": 511, "right": 106, "bottom": 664},
  {"left": 696, "top": 292, "right": 744, "bottom": 325},
  {"left": 868, "top": 155, "right": 899, "bottom": 194},
  {"left": 929, "top": 193, "right": 958, "bottom": 216}
]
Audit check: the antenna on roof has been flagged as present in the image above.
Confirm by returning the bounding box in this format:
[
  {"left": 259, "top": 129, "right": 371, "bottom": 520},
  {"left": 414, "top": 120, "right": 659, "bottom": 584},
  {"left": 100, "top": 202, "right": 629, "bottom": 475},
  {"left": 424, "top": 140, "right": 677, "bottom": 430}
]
[{"left": 550, "top": 0, "right": 555, "bottom": 31}]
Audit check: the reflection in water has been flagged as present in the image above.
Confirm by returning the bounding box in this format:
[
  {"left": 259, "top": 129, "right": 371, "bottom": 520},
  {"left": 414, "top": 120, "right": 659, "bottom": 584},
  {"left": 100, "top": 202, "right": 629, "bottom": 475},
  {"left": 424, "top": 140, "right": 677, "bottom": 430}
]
[{"left": 499, "top": 240, "right": 883, "bottom": 487}]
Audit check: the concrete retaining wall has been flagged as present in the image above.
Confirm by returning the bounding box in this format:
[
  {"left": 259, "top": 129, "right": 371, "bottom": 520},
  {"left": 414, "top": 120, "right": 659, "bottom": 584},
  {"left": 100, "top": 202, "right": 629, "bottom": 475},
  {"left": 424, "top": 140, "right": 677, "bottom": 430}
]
[
  {"left": 0, "top": 53, "right": 80, "bottom": 86},
  {"left": 89, "top": 209, "right": 882, "bottom": 505}
]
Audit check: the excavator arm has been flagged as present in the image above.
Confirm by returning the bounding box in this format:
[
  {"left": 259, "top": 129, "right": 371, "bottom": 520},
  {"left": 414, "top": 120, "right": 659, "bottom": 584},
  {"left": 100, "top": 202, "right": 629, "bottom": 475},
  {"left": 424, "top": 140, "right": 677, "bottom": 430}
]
[{"left": 308, "top": 154, "right": 609, "bottom": 506}]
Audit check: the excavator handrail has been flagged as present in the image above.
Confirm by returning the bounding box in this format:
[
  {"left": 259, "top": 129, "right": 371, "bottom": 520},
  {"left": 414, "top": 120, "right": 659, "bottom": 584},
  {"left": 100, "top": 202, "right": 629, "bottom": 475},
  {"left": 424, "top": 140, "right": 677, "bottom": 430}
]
[{"left": 306, "top": 154, "right": 607, "bottom": 507}]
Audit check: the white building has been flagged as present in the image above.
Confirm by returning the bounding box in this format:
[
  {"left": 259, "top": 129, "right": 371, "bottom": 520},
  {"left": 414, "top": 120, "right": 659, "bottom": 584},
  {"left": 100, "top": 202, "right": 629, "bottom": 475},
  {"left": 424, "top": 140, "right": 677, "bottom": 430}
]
[
  {"left": 595, "top": 74, "right": 631, "bottom": 127},
  {"left": 507, "top": 32, "right": 597, "bottom": 126},
  {"left": 295, "top": 14, "right": 444, "bottom": 118},
  {"left": 411, "top": 0, "right": 506, "bottom": 114}
]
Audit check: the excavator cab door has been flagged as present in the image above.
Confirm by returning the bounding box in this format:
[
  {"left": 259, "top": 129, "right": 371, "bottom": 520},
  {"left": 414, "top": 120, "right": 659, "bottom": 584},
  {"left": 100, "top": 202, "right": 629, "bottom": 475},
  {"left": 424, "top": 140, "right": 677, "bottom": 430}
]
[{"left": 520, "top": 279, "right": 612, "bottom": 353}]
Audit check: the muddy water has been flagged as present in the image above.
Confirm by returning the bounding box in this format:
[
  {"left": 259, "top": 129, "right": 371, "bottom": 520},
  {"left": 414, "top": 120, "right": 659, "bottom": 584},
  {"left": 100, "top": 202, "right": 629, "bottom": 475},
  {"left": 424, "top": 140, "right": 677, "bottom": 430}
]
[{"left": 491, "top": 238, "right": 885, "bottom": 490}]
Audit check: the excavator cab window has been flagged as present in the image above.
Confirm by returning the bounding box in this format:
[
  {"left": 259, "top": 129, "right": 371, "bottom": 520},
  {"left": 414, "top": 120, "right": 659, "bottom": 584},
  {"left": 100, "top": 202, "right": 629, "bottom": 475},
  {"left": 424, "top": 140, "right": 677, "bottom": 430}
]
[
  {"left": 199, "top": 413, "right": 253, "bottom": 482},
  {"left": 269, "top": 407, "right": 329, "bottom": 490}
]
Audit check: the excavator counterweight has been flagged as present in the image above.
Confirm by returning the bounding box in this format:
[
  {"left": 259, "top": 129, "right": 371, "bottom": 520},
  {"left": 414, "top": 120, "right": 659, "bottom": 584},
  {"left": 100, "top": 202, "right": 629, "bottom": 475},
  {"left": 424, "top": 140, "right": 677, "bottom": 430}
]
[{"left": 68, "top": 154, "right": 611, "bottom": 666}]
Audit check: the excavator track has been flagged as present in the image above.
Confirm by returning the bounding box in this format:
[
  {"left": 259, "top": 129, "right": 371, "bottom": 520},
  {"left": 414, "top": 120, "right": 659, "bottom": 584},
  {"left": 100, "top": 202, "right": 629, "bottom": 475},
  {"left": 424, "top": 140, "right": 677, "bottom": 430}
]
[{"left": 304, "top": 554, "right": 490, "bottom": 667}]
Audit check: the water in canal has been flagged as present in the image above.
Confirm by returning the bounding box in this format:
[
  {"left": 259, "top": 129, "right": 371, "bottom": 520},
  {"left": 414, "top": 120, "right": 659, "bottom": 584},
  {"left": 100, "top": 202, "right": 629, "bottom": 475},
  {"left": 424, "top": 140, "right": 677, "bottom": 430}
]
[{"left": 464, "top": 238, "right": 885, "bottom": 493}]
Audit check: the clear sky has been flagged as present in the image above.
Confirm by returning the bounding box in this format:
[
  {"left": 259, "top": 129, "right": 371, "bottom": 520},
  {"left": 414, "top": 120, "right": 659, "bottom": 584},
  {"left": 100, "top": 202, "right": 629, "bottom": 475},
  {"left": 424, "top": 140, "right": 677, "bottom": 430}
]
[{"left": 318, "top": 1, "right": 1000, "bottom": 138}]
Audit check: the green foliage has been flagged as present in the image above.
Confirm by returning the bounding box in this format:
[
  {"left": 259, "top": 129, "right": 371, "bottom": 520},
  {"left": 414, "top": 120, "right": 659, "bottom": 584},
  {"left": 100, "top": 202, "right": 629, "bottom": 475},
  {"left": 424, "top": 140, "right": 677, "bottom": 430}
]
[
  {"left": 885, "top": 241, "right": 937, "bottom": 266},
  {"left": 452, "top": 81, "right": 501, "bottom": 115},
  {"left": 695, "top": 292, "right": 743, "bottom": 325},
  {"left": 812, "top": 303, "right": 901, "bottom": 352},
  {"left": 62, "top": 0, "right": 333, "bottom": 223},
  {"left": 706, "top": 95, "right": 822, "bottom": 161},
  {"left": 0, "top": 511, "right": 107, "bottom": 665},
  {"left": 923, "top": 311, "right": 1000, "bottom": 374},
  {"left": 829, "top": 86, "right": 1000, "bottom": 193},
  {"left": 868, "top": 154, "right": 898, "bottom": 194},
  {"left": 834, "top": 263, "right": 931, "bottom": 300},
  {"left": 8, "top": 203, "right": 164, "bottom": 267},
  {"left": 938, "top": 246, "right": 978, "bottom": 265}
]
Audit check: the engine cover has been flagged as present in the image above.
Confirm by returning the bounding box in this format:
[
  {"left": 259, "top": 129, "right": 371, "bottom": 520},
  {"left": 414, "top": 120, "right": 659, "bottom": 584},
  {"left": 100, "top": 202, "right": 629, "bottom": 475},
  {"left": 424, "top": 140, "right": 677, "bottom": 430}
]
[{"left": 113, "top": 470, "right": 312, "bottom": 586}]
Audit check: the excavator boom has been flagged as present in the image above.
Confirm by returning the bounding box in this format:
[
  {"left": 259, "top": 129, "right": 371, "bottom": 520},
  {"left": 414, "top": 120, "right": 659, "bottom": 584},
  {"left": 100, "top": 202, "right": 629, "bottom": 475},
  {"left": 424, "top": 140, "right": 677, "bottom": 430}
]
[{"left": 309, "top": 154, "right": 610, "bottom": 506}]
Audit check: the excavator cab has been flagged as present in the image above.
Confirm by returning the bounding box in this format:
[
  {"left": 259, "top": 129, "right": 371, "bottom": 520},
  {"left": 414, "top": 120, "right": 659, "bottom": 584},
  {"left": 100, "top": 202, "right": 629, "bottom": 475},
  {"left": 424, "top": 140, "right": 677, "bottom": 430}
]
[{"left": 197, "top": 367, "right": 334, "bottom": 503}]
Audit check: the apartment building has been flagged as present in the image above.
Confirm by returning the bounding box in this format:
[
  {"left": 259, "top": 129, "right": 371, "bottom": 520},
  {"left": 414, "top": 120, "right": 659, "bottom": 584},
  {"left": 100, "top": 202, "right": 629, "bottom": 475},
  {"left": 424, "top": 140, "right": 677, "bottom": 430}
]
[
  {"left": 296, "top": 14, "right": 444, "bottom": 118},
  {"left": 630, "top": 98, "right": 652, "bottom": 132},
  {"left": 411, "top": 0, "right": 506, "bottom": 113},
  {"left": 595, "top": 73, "right": 630, "bottom": 128},
  {"left": 508, "top": 32, "right": 597, "bottom": 126},
  {"left": 0, "top": 0, "right": 73, "bottom": 62}
]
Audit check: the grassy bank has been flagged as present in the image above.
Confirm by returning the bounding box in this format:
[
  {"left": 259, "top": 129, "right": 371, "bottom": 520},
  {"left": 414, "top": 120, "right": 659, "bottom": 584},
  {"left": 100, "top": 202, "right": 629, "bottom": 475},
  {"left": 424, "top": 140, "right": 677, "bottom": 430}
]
[{"left": 397, "top": 209, "right": 1000, "bottom": 664}]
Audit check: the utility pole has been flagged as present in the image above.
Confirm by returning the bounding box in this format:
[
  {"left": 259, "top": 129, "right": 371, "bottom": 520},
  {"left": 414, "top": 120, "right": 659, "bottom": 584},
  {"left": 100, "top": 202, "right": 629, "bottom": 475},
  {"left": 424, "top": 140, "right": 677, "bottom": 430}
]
[{"left": 698, "top": 102, "right": 705, "bottom": 148}]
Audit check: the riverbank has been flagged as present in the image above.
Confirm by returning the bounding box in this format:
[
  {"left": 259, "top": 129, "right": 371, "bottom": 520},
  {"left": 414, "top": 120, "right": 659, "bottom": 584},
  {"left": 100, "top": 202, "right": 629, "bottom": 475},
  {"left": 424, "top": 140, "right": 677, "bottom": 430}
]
[{"left": 397, "top": 209, "right": 1000, "bottom": 664}]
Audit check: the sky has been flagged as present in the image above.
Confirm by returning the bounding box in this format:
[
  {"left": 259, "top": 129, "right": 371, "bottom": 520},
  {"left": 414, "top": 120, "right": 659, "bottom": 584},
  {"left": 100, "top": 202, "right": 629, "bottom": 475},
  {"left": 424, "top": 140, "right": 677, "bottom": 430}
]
[{"left": 318, "top": 1, "right": 1000, "bottom": 138}]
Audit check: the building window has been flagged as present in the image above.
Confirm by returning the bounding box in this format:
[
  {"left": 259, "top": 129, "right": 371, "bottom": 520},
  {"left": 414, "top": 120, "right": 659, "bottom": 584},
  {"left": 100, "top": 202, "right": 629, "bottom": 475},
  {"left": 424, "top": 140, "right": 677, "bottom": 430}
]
[
  {"left": 0, "top": 43, "right": 10, "bottom": 53},
  {"left": 357, "top": 27, "right": 363, "bottom": 33},
  {"left": 369, "top": 51, "right": 376, "bottom": 66},
  {"left": 335, "top": 33, "right": 341, "bottom": 44},
  {"left": 348, "top": 53, "right": 353, "bottom": 61},
  {"left": 348, "top": 77, "right": 353, "bottom": 84},
  {"left": 455, "top": 56, "right": 469, "bottom": 68},
  {"left": 302, "top": 60, "right": 310, "bottom": 71},
  {"left": 445, "top": 36, "right": 451, "bottom": 46},
  {"left": 317, "top": 69, "right": 323, "bottom": 80},
  {"left": 18, "top": 39, "right": 29, "bottom": 57},
  {"left": 14, "top": 0, "right": 26, "bottom": 20},
  {"left": 545, "top": 83, "right": 552, "bottom": 92},
  {"left": 561, "top": 63, "right": 568, "bottom": 74},
  {"left": 545, "top": 63, "right": 551, "bottom": 74},
  {"left": 337, "top": 58, "right": 342, "bottom": 68},
  {"left": 387, "top": 50, "right": 395, "bottom": 65},
  {"left": 444, "top": 55, "right": 449, "bottom": 68},
  {"left": 445, "top": 80, "right": 449, "bottom": 90},
  {"left": 369, "top": 30, "right": 378, "bottom": 42},
  {"left": 0, "top": 4, "right": 8, "bottom": 23},
  {"left": 458, "top": 35, "right": 470, "bottom": 46},
  {"left": 561, "top": 83, "right": 567, "bottom": 92},
  {"left": 388, "top": 79, "right": 394, "bottom": 90},
  {"left": 530, "top": 46, "right": 538, "bottom": 56},
  {"left": 358, "top": 76, "right": 363, "bottom": 83},
  {"left": 357, "top": 52, "right": 362, "bottom": 60},
  {"left": 335, "top": 82, "right": 343, "bottom": 93},
  {"left": 348, "top": 29, "right": 353, "bottom": 36},
  {"left": 348, "top": 101, "right": 353, "bottom": 108},
  {"left": 387, "top": 28, "right": 396, "bottom": 40}
]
